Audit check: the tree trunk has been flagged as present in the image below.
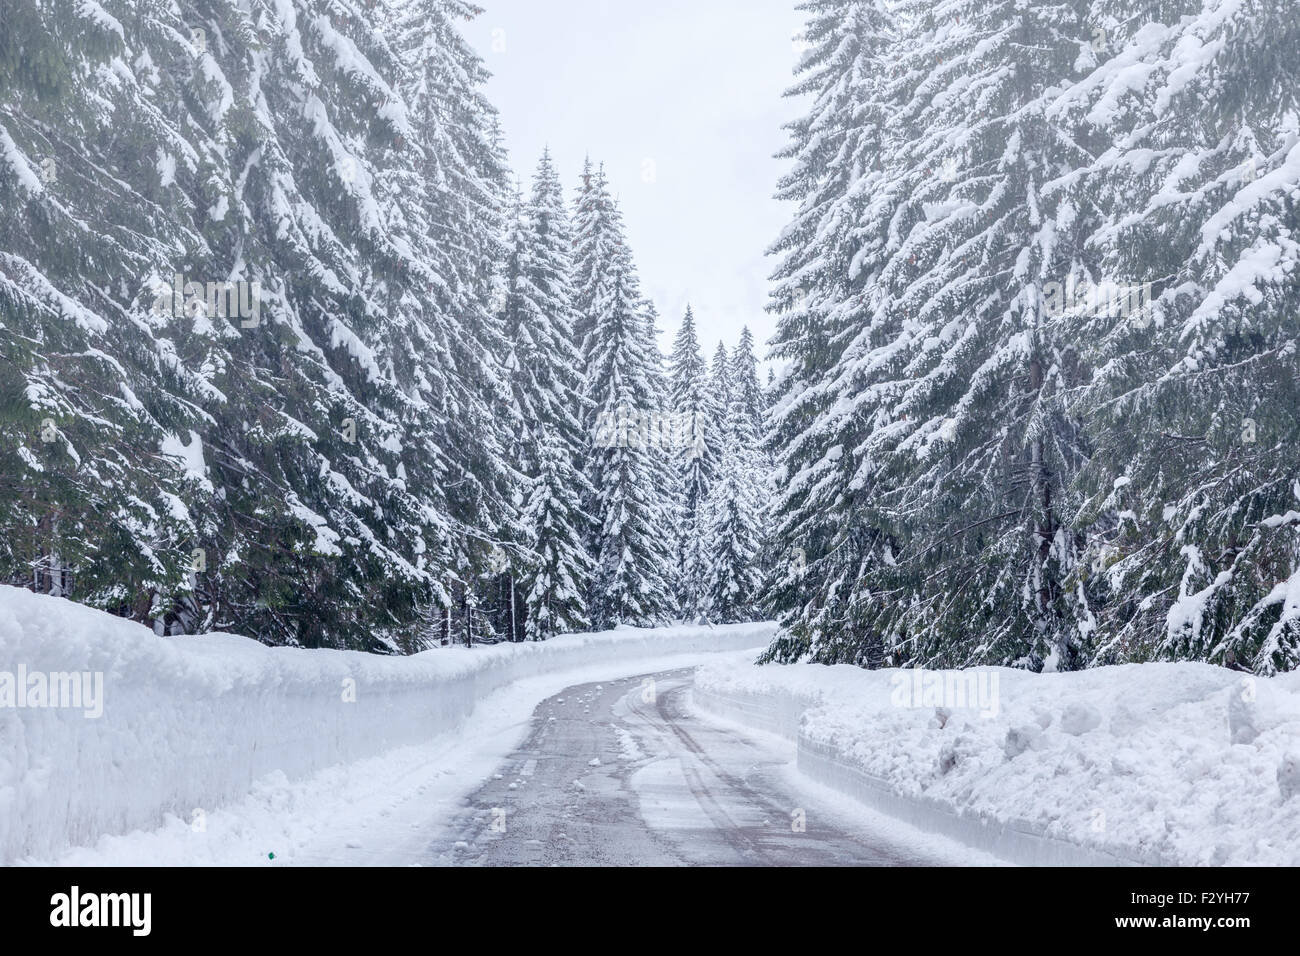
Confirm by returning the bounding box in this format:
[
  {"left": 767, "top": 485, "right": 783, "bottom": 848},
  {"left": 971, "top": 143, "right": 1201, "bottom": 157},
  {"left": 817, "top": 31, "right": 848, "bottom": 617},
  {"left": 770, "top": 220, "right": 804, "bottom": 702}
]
[{"left": 509, "top": 573, "right": 517, "bottom": 642}]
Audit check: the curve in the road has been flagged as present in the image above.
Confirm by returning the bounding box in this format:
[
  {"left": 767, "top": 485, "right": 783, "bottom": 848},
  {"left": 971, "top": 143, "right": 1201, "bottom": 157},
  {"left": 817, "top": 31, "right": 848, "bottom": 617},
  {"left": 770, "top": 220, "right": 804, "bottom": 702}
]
[{"left": 422, "top": 669, "right": 949, "bottom": 867}]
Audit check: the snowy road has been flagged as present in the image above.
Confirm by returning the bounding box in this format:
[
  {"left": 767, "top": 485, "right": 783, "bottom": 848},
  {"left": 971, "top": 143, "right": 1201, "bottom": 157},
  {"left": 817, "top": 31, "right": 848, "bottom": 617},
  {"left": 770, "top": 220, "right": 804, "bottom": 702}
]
[
  {"left": 420, "top": 669, "right": 978, "bottom": 866},
  {"left": 37, "top": 655, "right": 1002, "bottom": 866}
]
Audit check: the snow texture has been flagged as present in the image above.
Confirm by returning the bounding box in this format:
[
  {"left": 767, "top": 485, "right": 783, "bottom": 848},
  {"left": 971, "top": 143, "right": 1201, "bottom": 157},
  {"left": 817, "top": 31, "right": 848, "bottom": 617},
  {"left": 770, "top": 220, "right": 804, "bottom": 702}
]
[
  {"left": 0, "top": 586, "right": 773, "bottom": 864},
  {"left": 694, "top": 656, "right": 1300, "bottom": 866}
]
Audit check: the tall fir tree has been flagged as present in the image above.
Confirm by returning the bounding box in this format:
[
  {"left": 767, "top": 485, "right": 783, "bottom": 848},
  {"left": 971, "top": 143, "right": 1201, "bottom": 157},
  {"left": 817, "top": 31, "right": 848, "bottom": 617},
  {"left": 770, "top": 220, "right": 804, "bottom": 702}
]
[
  {"left": 1058, "top": 0, "right": 1300, "bottom": 672},
  {"left": 639, "top": 296, "right": 683, "bottom": 617},
  {"left": 0, "top": 0, "right": 193, "bottom": 620},
  {"left": 571, "top": 159, "right": 619, "bottom": 368},
  {"left": 0, "top": 0, "right": 521, "bottom": 651},
  {"left": 499, "top": 149, "right": 594, "bottom": 639},
  {"left": 521, "top": 433, "right": 595, "bottom": 640},
  {"left": 709, "top": 340, "right": 732, "bottom": 412},
  {"left": 704, "top": 379, "right": 767, "bottom": 623},
  {"left": 397, "top": 0, "right": 524, "bottom": 647},
  {"left": 575, "top": 170, "right": 675, "bottom": 627},
  {"left": 761, "top": 0, "right": 1298, "bottom": 676},
  {"left": 729, "top": 326, "right": 767, "bottom": 452},
  {"left": 668, "top": 306, "right": 720, "bottom": 618},
  {"left": 762, "top": 0, "right": 902, "bottom": 663}
]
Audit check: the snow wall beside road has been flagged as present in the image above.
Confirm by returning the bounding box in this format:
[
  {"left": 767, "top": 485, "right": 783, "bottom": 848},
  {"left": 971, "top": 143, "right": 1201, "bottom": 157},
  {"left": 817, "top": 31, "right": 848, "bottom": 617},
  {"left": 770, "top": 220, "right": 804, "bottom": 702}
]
[
  {"left": 0, "top": 585, "right": 773, "bottom": 863},
  {"left": 692, "top": 656, "right": 1300, "bottom": 866}
]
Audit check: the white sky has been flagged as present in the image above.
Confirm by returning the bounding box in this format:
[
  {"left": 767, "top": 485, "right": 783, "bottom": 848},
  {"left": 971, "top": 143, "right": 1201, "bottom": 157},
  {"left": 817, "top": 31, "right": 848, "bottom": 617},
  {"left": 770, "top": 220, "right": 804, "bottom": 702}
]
[{"left": 466, "top": 0, "right": 808, "bottom": 362}]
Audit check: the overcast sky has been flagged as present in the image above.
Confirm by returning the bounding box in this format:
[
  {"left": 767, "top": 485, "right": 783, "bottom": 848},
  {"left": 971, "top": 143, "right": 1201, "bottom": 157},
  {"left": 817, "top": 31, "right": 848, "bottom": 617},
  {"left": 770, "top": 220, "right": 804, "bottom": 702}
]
[{"left": 466, "top": 0, "right": 808, "bottom": 363}]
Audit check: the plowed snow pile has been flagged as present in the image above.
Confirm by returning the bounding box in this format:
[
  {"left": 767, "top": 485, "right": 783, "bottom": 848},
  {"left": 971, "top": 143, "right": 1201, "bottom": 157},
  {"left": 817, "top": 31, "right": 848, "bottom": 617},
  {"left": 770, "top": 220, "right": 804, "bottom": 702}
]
[
  {"left": 0, "top": 585, "right": 772, "bottom": 864},
  {"left": 695, "top": 658, "right": 1300, "bottom": 865}
]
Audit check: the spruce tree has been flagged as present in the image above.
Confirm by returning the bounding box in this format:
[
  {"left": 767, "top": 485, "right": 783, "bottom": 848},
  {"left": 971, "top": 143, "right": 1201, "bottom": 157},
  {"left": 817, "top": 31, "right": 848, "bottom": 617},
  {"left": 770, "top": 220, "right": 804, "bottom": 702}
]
[
  {"left": 761, "top": 0, "right": 902, "bottom": 663},
  {"left": 764, "top": 0, "right": 1098, "bottom": 668},
  {"left": 0, "top": 0, "right": 193, "bottom": 621},
  {"left": 639, "top": 296, "right": 683, "bottom": 618},
  {"left": 704, "top": 383, "right": 767, "bottom": 623},
  {"left": 709, "top": 340, "right": 732, "bottom": 412},
  {"left": 397, "top": 0, "right": 524, "bottom": 646},
  {"left": 729, "top": 326, "right": 767, "bottom": 452},
  {"left": 576, "top": 175, "right": 675, "bottom": 627},
  {"left": 760, "top": 0, "right": 1298, "bottom": 676},
  {"left": 501, "top": 152, "right": 587, "bottom": 469},
  {"left": 571, "top": 159, "right": 619, "bottom": 367},
  {"left": 1062, "top": 0, "right": 1300, "bottom": 672},
  {"left": 500, "top": 150, "right": 593, "bottom": 639},
  {"left": 668, "top": 306, "right": 719, "bottom": 618},
  {"left": 0, "top": 0, "right": 521, "bottom": 652},
  {"left": 521, "top": 434, "right": 595, "bottom": 640}
]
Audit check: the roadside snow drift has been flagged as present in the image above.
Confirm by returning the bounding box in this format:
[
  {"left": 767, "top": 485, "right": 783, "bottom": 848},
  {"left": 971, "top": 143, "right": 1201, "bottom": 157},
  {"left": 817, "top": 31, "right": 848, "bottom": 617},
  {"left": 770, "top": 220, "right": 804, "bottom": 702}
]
[
  {"left": 0, "top": 586, "right": 772, "bottom": 864},
  {"left": 693, "top": 658, "right": 1300, "bottom": 866}
]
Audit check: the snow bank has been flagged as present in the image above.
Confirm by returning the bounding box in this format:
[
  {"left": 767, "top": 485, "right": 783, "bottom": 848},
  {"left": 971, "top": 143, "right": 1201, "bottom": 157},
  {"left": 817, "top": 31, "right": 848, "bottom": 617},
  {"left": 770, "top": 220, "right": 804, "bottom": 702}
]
[
  {"left": 693, "top": 657, "right": 1300, "bottom": 866},
  {"left": 0, "top": 586, "right": 772, "bottom": 864}
]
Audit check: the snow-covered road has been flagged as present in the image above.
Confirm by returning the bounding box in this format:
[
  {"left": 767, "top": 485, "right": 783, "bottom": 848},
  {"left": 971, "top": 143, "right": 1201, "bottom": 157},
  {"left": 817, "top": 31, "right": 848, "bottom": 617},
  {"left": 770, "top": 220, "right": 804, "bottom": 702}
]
[
  {"left": 415, "top": 669, "right": 996, "bottom": 866},
  {"left": 32, "top": 650, "right": 1000, "bottom": 866}
]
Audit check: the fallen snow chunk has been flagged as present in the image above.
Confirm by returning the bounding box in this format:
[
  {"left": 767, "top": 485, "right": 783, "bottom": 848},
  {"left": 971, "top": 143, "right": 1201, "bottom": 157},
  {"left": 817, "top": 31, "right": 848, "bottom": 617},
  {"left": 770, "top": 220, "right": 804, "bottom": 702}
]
[
  {"left": 587, "top": 757, "right": 601, "bottom": 767},
  {"left": 937, "top": 737, "right": 970, "bottom": 775},
  {"left": 1004, "top": 724, "right": 1042, "bottom": 759},
  {"left": 1279, "top": 753, "right": 1300, "bottom": 801},
  {"left": 1227, "top": 682, "right": 1263, "bottom": 745},
  {"left": 1061, "top": 702, "right": 1102, "bottom": 736},
  {"left": 1111, "top": 749, "right": 1143, "bottom": 776}
]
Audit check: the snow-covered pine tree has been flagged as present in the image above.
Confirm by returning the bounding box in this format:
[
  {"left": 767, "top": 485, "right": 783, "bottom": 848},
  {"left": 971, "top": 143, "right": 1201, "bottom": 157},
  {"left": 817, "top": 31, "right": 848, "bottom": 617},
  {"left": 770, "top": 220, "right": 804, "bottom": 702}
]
[
  {"left": 729, "top": 326, "right": 768, "bottom": 456},
  {"left": 1057, "top": 0, "right": 1300, "bottom": 673},
  {"left": 839, "top": 0, "right": 1100, "bottom": 671},
  {"left": 759, "top": 0, "right": 905, "bottom": 664},
  {"left": 0, "top": 0, "right": 194, "bottom": 618},
  {"left": 728, "top": 327, "right": 773, "bottom": 535},
  {"left": 577, "top": 177, "right": 675, "bottom": 627},
  {"left": 703, "top": 378, "right": 766, "bottom": 623},
  {"left": 709, "top": 339, "right": 732, "bottom": 414},
  {"left": 511, "top": 149, "right": 588, "bottom": 466},
  {"left": 764, "top": 0, "right": 1101, "bottom": 669},
  {"left": 668, "top": 306, "right": 720, "bottom": 618},
  {"left": 0, "top": 0, "right": 521, "bottom": 651},
  {"left": 521, "top": 433, "right": 595, "bottom": 640},
  {"left": 571, "top": 159, "right": 620, "bottom": 368},
  {"left": 638, "top": 296, "right": 683, "bottom": 619},
  {"left": 397, "top": 0, "right": 525, "bottom": 647},
  {"left": 499, "top": 149, "right": 594, "bottom": 639}
]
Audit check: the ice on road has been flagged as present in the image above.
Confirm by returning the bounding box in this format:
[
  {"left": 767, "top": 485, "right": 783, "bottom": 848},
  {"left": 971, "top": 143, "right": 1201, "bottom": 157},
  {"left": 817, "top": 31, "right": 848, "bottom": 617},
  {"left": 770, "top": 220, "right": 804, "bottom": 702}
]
[{"left": 421, "top": 669, "right": 981, "bottom": 866}]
